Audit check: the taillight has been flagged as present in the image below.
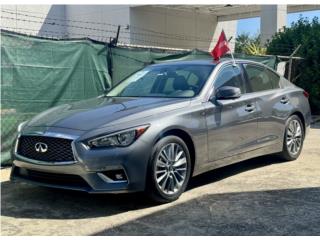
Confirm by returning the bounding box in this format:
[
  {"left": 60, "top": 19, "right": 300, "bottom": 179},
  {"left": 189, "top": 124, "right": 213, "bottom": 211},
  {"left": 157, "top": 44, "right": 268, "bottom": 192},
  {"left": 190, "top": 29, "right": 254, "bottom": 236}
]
[{"left": 303, "top": 90, "right": 309, "bottom": 98}]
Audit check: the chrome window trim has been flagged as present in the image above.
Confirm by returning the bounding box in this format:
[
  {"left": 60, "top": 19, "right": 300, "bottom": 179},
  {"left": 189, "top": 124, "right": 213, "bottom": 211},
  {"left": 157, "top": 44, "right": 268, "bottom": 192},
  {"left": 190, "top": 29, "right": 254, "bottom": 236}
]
[
  {"left": 238, "top": 88, "right": 280, "bottom": 97},
  {"left": 200, "top": 60, "right": 283, "bottom": 103}
]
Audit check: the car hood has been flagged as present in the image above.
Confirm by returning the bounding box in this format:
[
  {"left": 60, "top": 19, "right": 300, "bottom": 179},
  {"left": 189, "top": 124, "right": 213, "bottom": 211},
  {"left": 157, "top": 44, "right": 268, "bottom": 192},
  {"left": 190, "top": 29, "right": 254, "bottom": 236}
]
[{"left": 26, "top": 97, "right": 190, "bottom": 131}]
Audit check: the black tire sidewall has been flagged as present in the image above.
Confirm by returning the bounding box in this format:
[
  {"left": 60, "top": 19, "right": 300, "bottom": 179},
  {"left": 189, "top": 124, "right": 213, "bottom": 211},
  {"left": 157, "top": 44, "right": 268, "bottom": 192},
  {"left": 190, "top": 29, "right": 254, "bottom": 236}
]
[{"left": 147, "top": 135, "right": 192, "bottom": 203}]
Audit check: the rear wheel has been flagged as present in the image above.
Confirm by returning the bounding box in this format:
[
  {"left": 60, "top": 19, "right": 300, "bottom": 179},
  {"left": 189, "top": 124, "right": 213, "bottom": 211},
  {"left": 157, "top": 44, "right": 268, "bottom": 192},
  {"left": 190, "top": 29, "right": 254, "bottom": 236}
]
[
  {"left": 278, "top": 115, "right": 304, "bottom": 161},
  {"left": 146, "top": 136, "right": 191, "bottom": 203}
]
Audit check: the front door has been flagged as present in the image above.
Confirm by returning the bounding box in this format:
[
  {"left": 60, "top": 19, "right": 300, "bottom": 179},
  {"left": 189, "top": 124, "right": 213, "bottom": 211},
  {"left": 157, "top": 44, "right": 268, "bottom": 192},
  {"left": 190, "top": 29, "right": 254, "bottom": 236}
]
[{"left": 204, "top": 64, "right": 259, "bottom": 162}]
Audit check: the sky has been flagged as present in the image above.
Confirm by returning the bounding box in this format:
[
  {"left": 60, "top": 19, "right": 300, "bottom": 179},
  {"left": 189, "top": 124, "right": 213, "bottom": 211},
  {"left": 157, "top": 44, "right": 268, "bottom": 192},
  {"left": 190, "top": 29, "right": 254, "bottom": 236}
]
[{"left": 237, "top": 9, "right": 320, "bottom": 37}]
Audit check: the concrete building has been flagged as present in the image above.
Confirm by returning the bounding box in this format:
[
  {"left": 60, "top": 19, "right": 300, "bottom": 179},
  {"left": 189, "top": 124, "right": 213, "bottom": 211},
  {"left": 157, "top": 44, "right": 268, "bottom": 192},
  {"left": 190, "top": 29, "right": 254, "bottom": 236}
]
[{"left": 1, "top": 4, "right": 320, "bottom": 51}]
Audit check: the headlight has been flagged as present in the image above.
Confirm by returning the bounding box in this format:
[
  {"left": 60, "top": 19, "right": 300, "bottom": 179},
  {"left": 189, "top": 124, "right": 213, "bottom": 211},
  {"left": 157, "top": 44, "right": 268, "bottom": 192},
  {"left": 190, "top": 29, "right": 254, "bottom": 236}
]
[
  {"left": 87, "top": 125, "right": 149, "bottom": 148},
  {"left": 17, "top": 121, "right": 28, "bottom": 132}
]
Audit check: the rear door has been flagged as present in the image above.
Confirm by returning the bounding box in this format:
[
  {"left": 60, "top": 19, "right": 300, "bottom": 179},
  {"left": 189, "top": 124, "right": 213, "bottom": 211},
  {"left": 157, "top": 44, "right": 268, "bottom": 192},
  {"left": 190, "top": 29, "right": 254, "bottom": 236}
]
[
  {"left": 242, "top": 63, "right": 288, "bottom": 148},
  {"left": 204, "top": 63, "right": 259, "bottom": 162}
]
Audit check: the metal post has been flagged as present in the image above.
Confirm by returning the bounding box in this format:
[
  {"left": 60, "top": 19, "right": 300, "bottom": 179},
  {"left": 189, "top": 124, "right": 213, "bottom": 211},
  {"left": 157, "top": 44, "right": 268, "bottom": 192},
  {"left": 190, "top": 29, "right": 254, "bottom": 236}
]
[
  {"left": 109, "top": 25, "right": 121, "bottom": 47},
  {"left": 288, "top": 44, "right": 301, "bottom": 82},
  {"left": 114, "top": 25, "right": 120, "bottom": 46}
]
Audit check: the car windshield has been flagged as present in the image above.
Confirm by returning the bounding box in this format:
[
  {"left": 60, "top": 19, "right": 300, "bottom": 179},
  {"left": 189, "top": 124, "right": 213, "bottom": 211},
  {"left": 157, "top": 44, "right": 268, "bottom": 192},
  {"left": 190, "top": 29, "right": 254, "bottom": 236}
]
[{"left": 106, "top": 64, "right": 215, "bottom": 98}]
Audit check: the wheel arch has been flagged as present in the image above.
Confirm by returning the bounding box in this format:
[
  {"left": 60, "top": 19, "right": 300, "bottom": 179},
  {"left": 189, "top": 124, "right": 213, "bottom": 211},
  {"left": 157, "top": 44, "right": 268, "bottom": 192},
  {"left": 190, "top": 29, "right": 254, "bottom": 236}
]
[
  {"left": 154, "top": 128, "right": 196, "bottom": 176},
  {"left": 290, "top": 111, "right": 306, "bottom": 133}
]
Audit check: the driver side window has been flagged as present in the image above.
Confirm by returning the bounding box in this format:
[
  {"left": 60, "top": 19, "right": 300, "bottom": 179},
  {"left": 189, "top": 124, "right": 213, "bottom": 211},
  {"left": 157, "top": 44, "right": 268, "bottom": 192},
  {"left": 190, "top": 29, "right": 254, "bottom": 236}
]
[{"left": 214, "top": 65, "right": 245, "bottom": 93}]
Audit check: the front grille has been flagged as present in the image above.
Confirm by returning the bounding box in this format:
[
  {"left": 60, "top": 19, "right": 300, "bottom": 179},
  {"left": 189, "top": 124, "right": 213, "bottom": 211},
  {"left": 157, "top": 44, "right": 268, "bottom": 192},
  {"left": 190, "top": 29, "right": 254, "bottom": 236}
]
[
  {"left": 14, "top": 167, "right": 90, "bottom": 189},
  {"left": 17, "top": 135, "right": 75, "bottom": 162}
]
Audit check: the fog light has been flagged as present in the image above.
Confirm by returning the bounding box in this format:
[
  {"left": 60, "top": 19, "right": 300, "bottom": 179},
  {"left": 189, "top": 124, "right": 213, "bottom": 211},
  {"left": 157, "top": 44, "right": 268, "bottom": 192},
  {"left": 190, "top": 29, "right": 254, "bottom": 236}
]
[
  {"left": 115, "top": 173, "right": 125, "bottom": 180},
  {"left": 100, "top": 169, "right": 128, "bottom": 182}
]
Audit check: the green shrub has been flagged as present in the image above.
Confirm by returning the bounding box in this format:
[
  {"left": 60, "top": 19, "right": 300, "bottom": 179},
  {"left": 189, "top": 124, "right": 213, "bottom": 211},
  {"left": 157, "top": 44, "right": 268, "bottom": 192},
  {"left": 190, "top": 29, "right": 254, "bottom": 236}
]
[{"left": 267, "top": 17, "right": 320, "bottom": 114}]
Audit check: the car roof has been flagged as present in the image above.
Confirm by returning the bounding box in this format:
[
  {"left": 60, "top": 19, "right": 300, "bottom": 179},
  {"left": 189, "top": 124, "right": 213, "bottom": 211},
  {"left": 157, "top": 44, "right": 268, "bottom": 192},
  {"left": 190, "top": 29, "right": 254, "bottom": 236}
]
[{"left": 150, "top": 58, "right": 266, "bottom": 67}]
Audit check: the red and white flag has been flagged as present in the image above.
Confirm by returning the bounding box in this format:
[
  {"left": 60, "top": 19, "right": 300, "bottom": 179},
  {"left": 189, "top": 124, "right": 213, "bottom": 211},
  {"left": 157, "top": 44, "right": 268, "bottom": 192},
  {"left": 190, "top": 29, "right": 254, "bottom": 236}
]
[{"left": 210, "top": 30, "right": 230, "bottom": 61}]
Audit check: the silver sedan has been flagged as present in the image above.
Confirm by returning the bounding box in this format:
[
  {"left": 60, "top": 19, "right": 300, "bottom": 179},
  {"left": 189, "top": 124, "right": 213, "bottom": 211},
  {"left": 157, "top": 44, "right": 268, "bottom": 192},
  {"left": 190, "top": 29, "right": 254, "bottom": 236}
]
[{"left": 11, "top": 59, "right": 311, "bottom": 203}]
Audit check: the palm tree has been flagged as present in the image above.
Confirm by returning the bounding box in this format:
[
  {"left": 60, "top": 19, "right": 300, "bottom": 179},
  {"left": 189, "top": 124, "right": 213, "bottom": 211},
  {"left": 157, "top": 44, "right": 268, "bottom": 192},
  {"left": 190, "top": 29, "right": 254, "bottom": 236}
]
[
  {"left": 235, "top": 33, "right": 266, "bottom": 55},
  {"left": 235, "top": 33, "right": 251, "bottom": 53}
]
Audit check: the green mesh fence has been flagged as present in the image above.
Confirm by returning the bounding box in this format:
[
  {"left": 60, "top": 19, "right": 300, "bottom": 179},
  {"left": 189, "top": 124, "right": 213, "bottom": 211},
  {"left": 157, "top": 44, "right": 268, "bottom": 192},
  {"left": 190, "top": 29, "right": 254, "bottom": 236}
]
[
  {"left": 1, "top": 31, "right": 111, "bottom": 165},
  {"left": 0, "top": 30, "right": 278, "bottom": 165}
]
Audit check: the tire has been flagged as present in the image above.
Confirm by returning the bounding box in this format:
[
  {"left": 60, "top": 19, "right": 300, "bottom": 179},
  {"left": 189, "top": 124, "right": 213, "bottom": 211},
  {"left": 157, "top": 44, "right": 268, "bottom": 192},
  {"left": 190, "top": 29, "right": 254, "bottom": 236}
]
[
  {"left": 278, "top": 115, "right": 304, "bottom": 161},
  {"left": 146, "top": 135, "right": 192, "bottom": 203}
]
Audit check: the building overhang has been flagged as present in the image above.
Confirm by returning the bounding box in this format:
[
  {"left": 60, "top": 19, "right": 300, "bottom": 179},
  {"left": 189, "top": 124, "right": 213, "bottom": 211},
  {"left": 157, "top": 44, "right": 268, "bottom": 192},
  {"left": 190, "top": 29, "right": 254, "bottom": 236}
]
[{"left": 134, "top": 5, "right": 320, "bottom": 21}]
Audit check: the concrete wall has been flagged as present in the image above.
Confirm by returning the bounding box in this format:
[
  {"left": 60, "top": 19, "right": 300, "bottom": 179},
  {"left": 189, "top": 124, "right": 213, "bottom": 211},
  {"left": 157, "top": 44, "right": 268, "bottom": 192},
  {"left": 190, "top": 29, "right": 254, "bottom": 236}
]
[
  {"left": 1, "top": 5, "right": 66, "bottom": 38},
  {"left": 1, "top": 5, "right": 129, "bottom": 41},
  {"left": 65, "top": 5, "right": 130, "bottom": 42},
  {"left": 1, "top": 5, "right": 236, "bottom": 50},
  {"left": 129, "top": 6, "right": 236, "bottom": 51}
]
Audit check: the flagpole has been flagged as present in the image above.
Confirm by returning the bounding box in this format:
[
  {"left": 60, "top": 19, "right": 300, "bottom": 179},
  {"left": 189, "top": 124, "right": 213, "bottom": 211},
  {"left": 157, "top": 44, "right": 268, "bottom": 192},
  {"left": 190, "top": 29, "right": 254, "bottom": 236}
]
[{"left": 227, "top": 36, "right": 237, "bottom": 66}]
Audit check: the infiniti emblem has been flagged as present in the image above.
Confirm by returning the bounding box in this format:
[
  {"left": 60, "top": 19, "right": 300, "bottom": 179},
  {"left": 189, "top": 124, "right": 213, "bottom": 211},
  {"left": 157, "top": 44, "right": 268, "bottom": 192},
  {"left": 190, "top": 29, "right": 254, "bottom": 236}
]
[{"left": 35, "top": 142, "right": 48, "bottom": 153}]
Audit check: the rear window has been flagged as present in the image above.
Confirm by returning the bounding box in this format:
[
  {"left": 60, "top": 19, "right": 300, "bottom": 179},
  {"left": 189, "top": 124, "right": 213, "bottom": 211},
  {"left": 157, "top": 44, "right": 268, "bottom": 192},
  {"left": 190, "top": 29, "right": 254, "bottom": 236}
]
[
  {"left": 243, "top": 64, "right": 279, "bottom": 92},
  {"left": 266, "top": 68, "right": 281, "bottom": 88}
]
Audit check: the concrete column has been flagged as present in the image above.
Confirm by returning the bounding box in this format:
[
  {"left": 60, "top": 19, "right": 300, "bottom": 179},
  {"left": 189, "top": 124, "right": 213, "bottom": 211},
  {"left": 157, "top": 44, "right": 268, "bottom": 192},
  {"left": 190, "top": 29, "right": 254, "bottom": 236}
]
[{"left": 260, "top": 5, "right": 287, "bottom": 45}]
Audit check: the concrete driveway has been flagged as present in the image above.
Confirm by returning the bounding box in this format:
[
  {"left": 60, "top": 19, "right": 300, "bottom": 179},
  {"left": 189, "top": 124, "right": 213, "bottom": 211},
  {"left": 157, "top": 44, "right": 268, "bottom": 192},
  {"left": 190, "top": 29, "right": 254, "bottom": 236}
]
[{"left": 1, "top": 122, "right": 320, "bottom": 236}]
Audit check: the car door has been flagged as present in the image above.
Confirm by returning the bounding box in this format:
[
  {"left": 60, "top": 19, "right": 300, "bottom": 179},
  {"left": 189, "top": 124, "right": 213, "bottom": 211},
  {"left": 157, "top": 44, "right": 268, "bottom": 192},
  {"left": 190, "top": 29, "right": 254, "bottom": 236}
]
[
  {"left": 242, "top": 63, "right": 287, "bottom": 148},
  {"left": 203, "top": 63, "right": 259, "bottom": 162}
]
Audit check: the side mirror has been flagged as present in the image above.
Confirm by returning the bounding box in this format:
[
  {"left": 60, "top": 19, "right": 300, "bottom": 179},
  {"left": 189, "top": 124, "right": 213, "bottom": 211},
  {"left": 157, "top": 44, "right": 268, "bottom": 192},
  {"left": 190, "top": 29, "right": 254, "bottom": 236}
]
[{"left": 215, "top": 86, "right": 241, "bottom": 100}]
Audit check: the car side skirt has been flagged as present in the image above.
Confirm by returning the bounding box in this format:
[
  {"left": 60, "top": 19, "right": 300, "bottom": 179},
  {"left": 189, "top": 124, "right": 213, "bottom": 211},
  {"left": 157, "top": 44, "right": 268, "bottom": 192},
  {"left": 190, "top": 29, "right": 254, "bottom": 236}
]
[{"left": 193, "top": 142, "right": 283, "bottom": 176}]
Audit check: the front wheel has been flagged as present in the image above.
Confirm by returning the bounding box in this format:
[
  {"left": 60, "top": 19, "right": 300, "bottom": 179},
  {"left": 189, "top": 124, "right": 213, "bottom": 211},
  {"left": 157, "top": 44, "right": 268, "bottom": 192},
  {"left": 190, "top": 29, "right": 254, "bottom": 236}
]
[
  {"left": 146, "top": 136, "right": 191, "bottom": 203},
  {"left": 278, "top": 115, "right": 304, "bottom": 161}
]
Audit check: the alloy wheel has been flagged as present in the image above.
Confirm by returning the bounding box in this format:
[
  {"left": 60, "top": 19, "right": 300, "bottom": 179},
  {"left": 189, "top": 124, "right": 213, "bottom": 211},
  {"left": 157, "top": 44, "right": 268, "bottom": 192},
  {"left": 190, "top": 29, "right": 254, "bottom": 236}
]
[
  {"left": 155, "top": 143, "right": 188, "bottom": 195},
  {"left": 286, "top": 119, "right": 303, "bottom": 155}
]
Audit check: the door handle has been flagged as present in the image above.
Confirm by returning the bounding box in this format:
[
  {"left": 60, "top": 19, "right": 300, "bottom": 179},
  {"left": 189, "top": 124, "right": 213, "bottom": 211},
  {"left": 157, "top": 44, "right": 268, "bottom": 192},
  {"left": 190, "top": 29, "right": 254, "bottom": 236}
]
[
  {"left": 280, "top": 97, "right": 289, "bottom": 104},
  {"left": 245, "top": 104, "right": 255, "bottom": 112}
]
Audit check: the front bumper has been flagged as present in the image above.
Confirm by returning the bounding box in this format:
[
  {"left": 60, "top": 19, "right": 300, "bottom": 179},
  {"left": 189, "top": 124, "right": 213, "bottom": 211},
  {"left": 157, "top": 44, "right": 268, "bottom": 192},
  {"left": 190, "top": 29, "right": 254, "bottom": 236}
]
[{"left": 10, "top": 130, "right": 152, "bottom": 193}]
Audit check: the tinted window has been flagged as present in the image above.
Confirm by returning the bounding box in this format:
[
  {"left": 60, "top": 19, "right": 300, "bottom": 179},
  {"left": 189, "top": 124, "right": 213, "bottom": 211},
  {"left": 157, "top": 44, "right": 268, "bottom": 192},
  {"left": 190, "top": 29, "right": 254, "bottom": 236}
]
[
  {"left": 244, "top": 64, "right": 278, "bottom": 92},
  {"left": 266, "top": 68, "right": 280, "bottom": 88},
  {"left": 120, "top": 71, "right": 158, "bottom": 96},
  {"left": 162, "top": 70, "right": 204, "bottom": 93},
  {"left": 214, "top": 65, "right": 245, "bottom": 93},
  {"left": 107, "top": 64, "right": 214, "bottom": 98}
]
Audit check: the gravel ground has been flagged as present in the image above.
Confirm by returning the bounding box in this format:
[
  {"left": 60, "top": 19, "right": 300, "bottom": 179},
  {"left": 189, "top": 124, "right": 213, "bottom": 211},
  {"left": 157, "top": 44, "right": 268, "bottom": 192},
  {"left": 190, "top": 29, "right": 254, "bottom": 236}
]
[{"left": 1, "top": 122, "right": 320, "bottom": 236}]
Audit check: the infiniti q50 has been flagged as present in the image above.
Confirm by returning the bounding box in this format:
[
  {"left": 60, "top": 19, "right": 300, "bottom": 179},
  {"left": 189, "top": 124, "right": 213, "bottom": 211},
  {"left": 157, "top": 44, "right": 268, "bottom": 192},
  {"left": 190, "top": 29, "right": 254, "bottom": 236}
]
[{"left": 11, "top": 59, "right": 311, "bottom": 202}]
